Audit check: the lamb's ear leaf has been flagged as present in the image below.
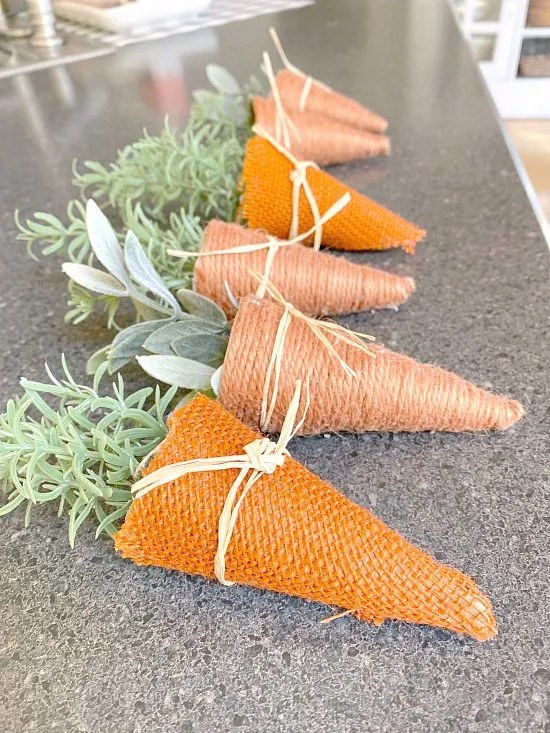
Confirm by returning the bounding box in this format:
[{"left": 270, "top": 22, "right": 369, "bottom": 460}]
[
  {"left": 206, "top": 65, "right": 241, "bottom": 95},
  {"left": 85, "top": 200, "right": 130, "bottom": 286},
  {"left": 171, "top": 334, "right": 228, "bottom": 367},
  {"left": 62, "top": 263, "right": 128, "bottom": 297},
  {"left": 124, "top": 230, "right": 180, "bottom": 313},
  {"left": 107, "top": 320, "right": 164, "bottom": 373},
  {"left": 137, "top": 355, "right": 215, "bottom": 390},
  {"left": 176, "top": 289, "right": 226, "bottom": 325}
]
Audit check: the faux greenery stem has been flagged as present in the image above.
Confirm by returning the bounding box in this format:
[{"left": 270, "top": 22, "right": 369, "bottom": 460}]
[{"left": 0, "top": 358, "right": 177, "bottom": 546}]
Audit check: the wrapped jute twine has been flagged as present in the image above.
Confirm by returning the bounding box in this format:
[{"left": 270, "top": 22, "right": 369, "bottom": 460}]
[
  {"left": 254, "top": 52, "right": 391, "bottom": 165},
  {"left": 191, "top": 219, "right": 416, "bottom": 319},
  {"left": 245, "top": 273, "right": 376, "bottom": 432},
  {"left": 252, "top": 123, "right": 328, "bottom": 250},
  {"left": 269, "top": 27, "right": 331, "bottom": 112},
  {"left": 219, "top": 296, "right": 525, "bottom": 435},
  {"left": 268, "top": 27, "right": 389, "bottom": 135},
  {"left": 132, "top": 381, "right": 309, "bottom": 586},
  {"left": 168, "top": 193, "right": 351, "bottom": 301}
]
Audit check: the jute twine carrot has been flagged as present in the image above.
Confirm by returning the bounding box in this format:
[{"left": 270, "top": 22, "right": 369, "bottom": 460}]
[
  {"left": 269, "top": 28, "right": 389, "bottom": 134},
  {"left": 184, "top": 219, "right": 416, "bottom": 319},
  {"left": 170, "top": 191, "right": 414, "bottom": 319},
  {"left": 245, "top": 274, "right": 375, "bottom": 432},
  {"left": 170, "top": 193, "right": 351, "bottom": 296},
  {"left": 253, "top": 96, "right": 391, "bottom": 166},
  {"left": 240, "top": 130, "right": 426, "bottom": 253},
  {"left": 115, "top": 393, "right": 497, "bottom": 641},
  {"left": 253, "top": 52, "right": 391, "bottom": 166},
  {"left": 219, "top": 296, "right": 525, "bottom": 435}
]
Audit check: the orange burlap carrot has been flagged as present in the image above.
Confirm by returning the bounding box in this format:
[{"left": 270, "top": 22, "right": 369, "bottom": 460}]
[
  {"left": 252, "top": 96, "right": 391, "bottom": 166},
  {"left": 219, "top": 296, "right": 524, "bottom": 434},
  {"left": 193, "top": 220, "right": 415, "bottom": 319},
  {"left": 114, "top": 394, "right": 496, "bottom": 641},
  {"left": 240, "top": 135, "right": 425, "bottom": 253}
]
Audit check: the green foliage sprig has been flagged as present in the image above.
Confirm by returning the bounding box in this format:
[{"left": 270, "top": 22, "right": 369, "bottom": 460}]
[
  {"left": 65, "top": 202, "right": 230, "bottom": 390},
  {"left": 0, "top": 358, "right": 177, "bottom": 546},
  {"left": 14, "top": 65, "right": 253, "bottom": 326}
]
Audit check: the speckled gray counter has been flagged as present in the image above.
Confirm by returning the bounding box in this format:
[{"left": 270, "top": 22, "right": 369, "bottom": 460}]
[{"left": 1, "top": 1, "right": 549, "bottom": 731}]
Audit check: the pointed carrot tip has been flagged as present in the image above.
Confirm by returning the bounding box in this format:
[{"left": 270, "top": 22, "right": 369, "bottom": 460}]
[
  {"left": 403, "top": 276, "right": 416, "bottom": 295},
  {"left": 461, "top": 592, "right": 498, "bottom": 642},
  {"left": 495, "top": 398, "right": 525, "bottom": 430},
  {"left": 390, "top": 275, "right": 416, "bottom": 306}
]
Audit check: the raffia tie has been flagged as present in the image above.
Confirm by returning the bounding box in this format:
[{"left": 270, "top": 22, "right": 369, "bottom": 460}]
[
  {"left": 261, "top": 50, "right": 301, "bottom": 151},
  {"left": 168, "top": 193, "right": 350, "bottom": 299},
  {"left": 249, "top": 273, "right": 376, "bottom": 432},
  {"left": 131, "top": 380, "right": 308, "bottom": 587},
  {"left": 252, "top": 123, "right": 326, "bottom": 250},
  {"left": 269, "top": 27, "right": 332, "bottom": 112}
]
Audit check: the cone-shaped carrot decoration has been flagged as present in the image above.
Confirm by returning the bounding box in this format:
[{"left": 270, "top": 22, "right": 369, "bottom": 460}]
[
  {"left": 274, "top": 69, "right": 389, "bottom": 134},
  {"left": 240, "top": 134, "right": 425, "bottom": 253},
  {"left": 219, "top": 296, "right": 524, "bottom": 435},
  {"left": 193, "top": 219, "right": 415, "bottom": 319},
  {"left": 252, "top": 95, "right": 391, "bottom": 166},
  {"left": 268, "top": 28, "right": 388, "bottom": 134},
  {"left": 115, "top": 394, "right": 496, "bottom": 641}
]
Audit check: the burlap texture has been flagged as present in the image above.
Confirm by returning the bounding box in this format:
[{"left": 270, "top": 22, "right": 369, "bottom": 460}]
[
  {"left": 252, "top": 96, "right": 390, "bottom": 166},
  {"left": 193, "top": 220, "right": 416, "bottom": 319},
  {"left": 219, "top": 297, "right": 525, "bottom": 434},
  {"left": 240, "top": 136, "right": 425, "bottom": 253},
  {"left": 115, "top": 394, "right": 496, "bottom": 640},
  {"left": 274, "top": 68, "right": 389, "bottom": 134}
]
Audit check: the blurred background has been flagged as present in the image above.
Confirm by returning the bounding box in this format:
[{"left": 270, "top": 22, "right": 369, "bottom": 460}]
[
  {"left": 451, "top": 0, "right": 550, "bottom": 226},
  {"left": 1, "top": 0, "right": 549, "bottom": 229}
]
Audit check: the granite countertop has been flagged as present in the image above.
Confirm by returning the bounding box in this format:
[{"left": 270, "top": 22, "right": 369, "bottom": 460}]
[{"left": 1, "top": 0, "right": 549, "bottom": 731}]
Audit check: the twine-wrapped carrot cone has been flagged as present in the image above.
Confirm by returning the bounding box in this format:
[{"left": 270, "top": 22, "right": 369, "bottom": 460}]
[
  {"left": 240, "top": 133, "right": 425, "bottom": 253},
  {"left": 252, "top": 96, "right": 391, "bottom": 166},
  {"left": 115, "top": 393, "right": 496, "bottom": 641},
  {"left": 269, "top": 29, "right": 388, "bottom": 134},
  {"left": 192, "top": 219, "right": 415, "bottom": 319},
  {"left": 219, "top": 296, "right": 524, "bottom": 435}
]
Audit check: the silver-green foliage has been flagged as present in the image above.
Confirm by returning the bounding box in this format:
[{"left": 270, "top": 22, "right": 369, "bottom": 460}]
[
  {"left": 70, "top": 203, "right": 230, "bottom": 389},
  {"left": 0, "top": 357, "right": 177, "bottom": 546}
]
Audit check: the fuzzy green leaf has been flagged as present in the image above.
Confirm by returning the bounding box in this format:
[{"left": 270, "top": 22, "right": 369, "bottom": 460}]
[
  {"left": 137, "top": 355, "right": 215, "bottom": 389},
  {"left": 176, "top": 289, "right": 227, "bottom": 325},
  {"left": 62, "top": 263, "right": 128, "bottom": 297}
]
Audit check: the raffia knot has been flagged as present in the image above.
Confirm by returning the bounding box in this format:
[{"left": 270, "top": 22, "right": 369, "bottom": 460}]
[
  {"left": 289, "top": 159, "right": 319, "bottom": 185},
  {"left": 243, "top": 437, "right": 287, "bottom": 474}
]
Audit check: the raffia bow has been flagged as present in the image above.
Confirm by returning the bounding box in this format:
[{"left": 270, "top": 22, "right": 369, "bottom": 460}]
[
  {"left": 251, "top": 122, "right": 327, "bottom": 250},
  {"left": 131, "top": 380, "right": 309, "bottom": 586}
]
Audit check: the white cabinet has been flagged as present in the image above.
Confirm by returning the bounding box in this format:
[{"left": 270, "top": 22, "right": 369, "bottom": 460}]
[{"left": 451, "top": 0, "right": 550, "bottom": 118}]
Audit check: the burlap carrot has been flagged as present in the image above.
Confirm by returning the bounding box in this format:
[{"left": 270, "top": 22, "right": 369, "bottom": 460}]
[
  {"left": 269, "top": 28, "right": 389, "bottom": 134},
  {"left": 0, "top": 367, "right": 496, "bottom": 641},
  {"left": 252, "top": 95, "right": 391, "bottom": 166},
  {"left": 240, "top": 131, "right": 425, "bottom": 253},
  {"left": 219, "top": 295, "right": 524, "bottom": 435},
  {"left": 115, "top": 393, "right": 496, "bottom": 641},
  {"left": 190, "top": 219, "right": 415, "bottom": 319}
]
